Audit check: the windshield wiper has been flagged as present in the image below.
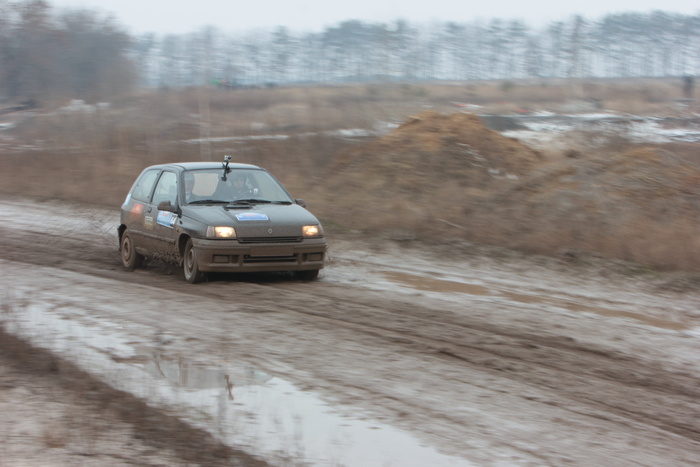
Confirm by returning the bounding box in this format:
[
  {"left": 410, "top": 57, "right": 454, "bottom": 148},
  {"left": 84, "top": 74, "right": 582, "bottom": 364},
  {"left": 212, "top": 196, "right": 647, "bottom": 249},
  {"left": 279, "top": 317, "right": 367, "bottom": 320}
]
[
  {"left": 188, "top": 199, "right": 228, "bottom": 205},
  {"left": 228, "top": 199, "right": 272, "bottom": 205}
]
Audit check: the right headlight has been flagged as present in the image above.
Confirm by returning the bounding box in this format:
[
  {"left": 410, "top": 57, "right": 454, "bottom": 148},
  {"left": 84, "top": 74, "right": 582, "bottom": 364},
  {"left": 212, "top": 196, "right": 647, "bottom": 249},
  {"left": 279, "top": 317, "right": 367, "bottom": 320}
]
[
  {"left": 302, "top": 224, "right": 324, "bottom": 238},
  {"left": 206, "top": 226, "right": 237, "bottom": 239}
]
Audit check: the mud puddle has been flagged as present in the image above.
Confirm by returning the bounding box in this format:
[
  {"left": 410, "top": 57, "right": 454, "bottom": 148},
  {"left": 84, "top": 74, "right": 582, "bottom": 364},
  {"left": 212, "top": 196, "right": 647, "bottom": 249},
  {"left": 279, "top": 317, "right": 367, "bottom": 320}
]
[
  {"left": 114, "top": 353, "right": 272, "bottom": 394},
  {"left": 383, "top": 271, "right": 689, "bottom": 331},
  {"left": 115, "top": 351, "right": 469, "bottom": 466},
  {"left": 1, "top": 269, "right": 469, "bottom": 466}
]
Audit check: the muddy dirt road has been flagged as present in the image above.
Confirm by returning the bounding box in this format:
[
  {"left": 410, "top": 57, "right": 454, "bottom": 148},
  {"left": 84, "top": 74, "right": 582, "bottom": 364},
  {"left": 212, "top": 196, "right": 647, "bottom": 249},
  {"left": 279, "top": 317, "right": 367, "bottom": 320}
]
[{"left": 1, "top": 196, "right": 700, "bottom": 466}]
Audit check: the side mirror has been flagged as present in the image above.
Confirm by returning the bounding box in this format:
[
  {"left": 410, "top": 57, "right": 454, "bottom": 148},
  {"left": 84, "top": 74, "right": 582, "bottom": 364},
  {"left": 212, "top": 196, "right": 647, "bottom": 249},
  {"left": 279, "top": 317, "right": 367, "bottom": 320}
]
[
  {"left": 157, "top": 200, "right": 177, "bottom": 212},
  {"left": 295, "top": 198, "right": 307, "bottom": 208}
]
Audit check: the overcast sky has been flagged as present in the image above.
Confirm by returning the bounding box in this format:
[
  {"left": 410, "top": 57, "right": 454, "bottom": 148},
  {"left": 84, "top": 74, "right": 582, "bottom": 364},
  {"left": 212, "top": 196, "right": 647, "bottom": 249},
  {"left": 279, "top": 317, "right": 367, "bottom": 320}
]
[{"left": 49, "top": 0, "right": 700, "bottom": 35}]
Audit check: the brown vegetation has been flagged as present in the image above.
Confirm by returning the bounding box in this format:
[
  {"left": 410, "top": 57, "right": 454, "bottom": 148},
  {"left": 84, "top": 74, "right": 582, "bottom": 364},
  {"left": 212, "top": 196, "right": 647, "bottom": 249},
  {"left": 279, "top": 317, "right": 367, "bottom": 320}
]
[{"left": 1, "top": 80, "right": 699, "bottom": 271}]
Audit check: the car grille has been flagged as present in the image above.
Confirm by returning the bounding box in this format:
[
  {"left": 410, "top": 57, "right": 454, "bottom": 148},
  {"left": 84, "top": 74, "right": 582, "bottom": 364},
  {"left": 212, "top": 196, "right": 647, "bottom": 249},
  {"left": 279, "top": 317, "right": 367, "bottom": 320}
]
[
  {"left": 238, "top": 236, "right": 302, "bottom": 244},
  {"left": 243, "top": 255, "right": 298, "bottom": 263}
]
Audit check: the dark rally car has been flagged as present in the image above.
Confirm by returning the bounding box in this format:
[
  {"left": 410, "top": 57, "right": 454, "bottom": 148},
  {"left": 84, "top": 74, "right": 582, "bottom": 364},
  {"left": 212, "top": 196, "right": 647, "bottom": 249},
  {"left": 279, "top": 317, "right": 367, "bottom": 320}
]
[{"left": 118, "top": 158, "right": 327, "bottom": 283}]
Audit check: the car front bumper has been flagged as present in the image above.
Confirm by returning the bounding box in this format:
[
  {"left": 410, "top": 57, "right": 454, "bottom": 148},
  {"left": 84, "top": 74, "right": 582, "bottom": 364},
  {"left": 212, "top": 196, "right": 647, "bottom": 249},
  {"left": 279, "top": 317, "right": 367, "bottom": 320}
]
[{"left": 192, "top": 237, "right": 327, "bottom": 273}]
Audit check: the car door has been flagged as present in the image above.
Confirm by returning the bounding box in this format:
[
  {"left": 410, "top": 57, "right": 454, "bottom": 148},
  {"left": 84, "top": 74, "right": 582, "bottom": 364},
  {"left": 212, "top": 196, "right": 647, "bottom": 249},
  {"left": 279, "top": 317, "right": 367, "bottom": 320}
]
[
  {"left": 148, "top": 170, "right": 179, "bottom": 260},
  {"left": 123, "top": 168, "right": 161, "bottom": 251}
]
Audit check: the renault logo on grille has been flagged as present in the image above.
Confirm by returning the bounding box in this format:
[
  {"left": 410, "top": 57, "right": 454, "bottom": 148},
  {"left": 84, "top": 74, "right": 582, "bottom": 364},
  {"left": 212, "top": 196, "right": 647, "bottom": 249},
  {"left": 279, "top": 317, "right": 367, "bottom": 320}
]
[{"left": 268, "top": 228, "right": 273, "bottom": 235}]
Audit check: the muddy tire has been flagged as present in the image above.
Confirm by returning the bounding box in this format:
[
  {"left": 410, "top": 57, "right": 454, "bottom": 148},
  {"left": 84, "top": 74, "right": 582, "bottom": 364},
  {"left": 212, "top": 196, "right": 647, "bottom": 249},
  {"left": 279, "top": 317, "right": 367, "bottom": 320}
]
[
  {"left": 120, "top": 230, "right": 144, "bottom": 271},
  {"left": 296, "top": 269, "right": 319, "bottom": 281},
  {"left": 183, "top": 238, "right": 205, "bottom": 284}
]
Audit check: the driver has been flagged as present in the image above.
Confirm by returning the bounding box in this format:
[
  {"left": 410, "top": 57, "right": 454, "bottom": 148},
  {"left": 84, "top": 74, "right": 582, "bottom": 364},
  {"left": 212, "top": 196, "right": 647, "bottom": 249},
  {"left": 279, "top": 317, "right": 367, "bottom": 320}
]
[
  {"left": 230, "top": 173, "right": 252, "bottom": 198},
  {"left": 215, "top": 172, "right": 253, "bottom": 200}
]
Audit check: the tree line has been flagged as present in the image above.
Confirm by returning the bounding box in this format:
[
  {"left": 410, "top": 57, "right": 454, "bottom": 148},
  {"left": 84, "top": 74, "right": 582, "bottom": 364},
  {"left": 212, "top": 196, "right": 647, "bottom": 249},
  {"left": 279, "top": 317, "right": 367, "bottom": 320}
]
[
  {"left": 1, "top": 0, "right": 698, "bottom": 104},
  {"left": 140, "top": 12, "right": 698, "bottom": 88},
  {"left": 0, "top": 0, "right": 135, "bottom": 105}
]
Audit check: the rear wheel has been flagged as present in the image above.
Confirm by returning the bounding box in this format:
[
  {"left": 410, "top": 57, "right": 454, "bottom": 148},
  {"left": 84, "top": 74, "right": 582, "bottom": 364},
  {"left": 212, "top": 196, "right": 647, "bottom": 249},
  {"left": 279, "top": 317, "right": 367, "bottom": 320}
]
[
  {"left": 296, "top": 269, "right": 319, "bottom": 281},
  {"left": 120, "top": 231, "right": 143, "bottom": 271},
  {"left": 183, "top": 238, "right": 205, "bottom": 284}
]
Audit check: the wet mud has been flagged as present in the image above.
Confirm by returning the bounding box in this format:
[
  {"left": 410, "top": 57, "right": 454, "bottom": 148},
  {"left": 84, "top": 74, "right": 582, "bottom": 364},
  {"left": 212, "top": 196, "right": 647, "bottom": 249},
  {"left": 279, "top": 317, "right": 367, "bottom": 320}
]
[{"left": 1, "top": 197, "right": 700, "bottom": 465}]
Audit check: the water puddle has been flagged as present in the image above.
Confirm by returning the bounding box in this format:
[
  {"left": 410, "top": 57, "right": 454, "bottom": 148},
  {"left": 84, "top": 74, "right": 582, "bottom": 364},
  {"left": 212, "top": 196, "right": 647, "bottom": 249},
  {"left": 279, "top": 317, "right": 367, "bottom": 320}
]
[
  {"left": 384, "top": 271, "right": 689, "bottom": 331},
  {"left": 122, "top": 352, "right": 468, "bottom": 465},
  {"left": 383, "top": 271, "right": 489, "bottom": 295},
  {"left": 114, "top": 354, "right": 272, "bottom": 395},
  {"left": 501, "top": 291, "right": 688, "bottom": 331},
  {"left": 1, "top": 276, "right": 468, "bottom": 466}
]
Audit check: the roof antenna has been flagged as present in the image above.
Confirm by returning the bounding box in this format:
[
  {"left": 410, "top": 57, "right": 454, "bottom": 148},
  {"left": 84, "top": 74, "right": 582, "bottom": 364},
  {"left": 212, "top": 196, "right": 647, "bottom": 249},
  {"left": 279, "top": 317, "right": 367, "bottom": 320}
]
[{"left": 221, "top": 155, "right": 232, "bottom": 180}]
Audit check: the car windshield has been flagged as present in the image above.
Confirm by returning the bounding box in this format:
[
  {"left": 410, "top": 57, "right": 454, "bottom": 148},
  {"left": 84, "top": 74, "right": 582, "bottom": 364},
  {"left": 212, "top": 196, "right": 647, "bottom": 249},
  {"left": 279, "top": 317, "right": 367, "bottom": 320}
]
[{"left": 182, "top": 168, "right": 294, "bottom": 205}]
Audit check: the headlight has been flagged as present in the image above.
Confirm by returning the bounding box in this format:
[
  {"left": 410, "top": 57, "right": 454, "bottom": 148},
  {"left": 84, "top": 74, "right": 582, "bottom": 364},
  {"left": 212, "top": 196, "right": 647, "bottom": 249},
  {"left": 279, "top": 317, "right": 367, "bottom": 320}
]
[
  {"left": 206, "top": 226, "right": 237, "bottom": 238},
  {"left": 302, "top": 224, "right": 323, "bottom": 238}
]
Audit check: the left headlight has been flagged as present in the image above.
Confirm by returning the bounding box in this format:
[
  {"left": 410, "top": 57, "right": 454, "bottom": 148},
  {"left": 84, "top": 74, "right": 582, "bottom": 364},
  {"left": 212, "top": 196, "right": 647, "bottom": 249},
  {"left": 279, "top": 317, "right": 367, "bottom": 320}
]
[
  {"left": 206, "top": 226, "right": 237, "bottom": 239},
  {"left": 302, "top": 224, "right": 323, "bottom": 238}
]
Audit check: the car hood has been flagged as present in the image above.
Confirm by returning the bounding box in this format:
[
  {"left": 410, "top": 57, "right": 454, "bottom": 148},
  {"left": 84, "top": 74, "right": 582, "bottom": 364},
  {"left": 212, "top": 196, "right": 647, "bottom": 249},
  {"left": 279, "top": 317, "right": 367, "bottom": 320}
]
[{"left": 181, "top": 204, "right": 321, "bottom": 237}]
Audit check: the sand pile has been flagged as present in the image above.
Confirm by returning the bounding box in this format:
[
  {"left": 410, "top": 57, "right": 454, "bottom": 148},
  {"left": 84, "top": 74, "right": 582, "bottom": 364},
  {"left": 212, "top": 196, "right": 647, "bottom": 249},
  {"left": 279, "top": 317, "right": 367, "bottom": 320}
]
[
  {"left": 330, "top": 111, "right": 542, "bottom": 190},
  {"left": 319, "top": 111, "right": 543, "bottom": 233}
]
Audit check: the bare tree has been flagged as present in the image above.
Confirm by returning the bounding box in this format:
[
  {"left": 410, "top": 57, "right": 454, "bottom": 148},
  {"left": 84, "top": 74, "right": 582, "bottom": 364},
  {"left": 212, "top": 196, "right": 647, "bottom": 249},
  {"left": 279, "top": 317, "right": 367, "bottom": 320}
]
[
  {"left": 118, "top": 10, "right": 700, "bottom": 89},
  {"left": 0, "top": 0, "right": 136, "bottom": 104}
]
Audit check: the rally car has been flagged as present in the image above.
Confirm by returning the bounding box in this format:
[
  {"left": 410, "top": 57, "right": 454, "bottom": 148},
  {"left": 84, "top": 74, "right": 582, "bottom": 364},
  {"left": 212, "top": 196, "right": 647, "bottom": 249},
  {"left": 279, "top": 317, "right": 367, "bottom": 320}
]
[{"left": 118, "top": 157, "right": 327, "bottom": 283}]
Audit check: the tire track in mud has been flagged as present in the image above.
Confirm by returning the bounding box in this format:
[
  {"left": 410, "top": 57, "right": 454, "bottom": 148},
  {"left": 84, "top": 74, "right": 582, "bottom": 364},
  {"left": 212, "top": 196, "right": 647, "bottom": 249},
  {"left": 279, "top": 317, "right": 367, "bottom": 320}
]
[
  {"left": 105, "top": 255, "right": 700, "bottom": 451},
  {"left": 2, "top": 225, "right": 700, "bottom": 452},
  {"left": 227, "top": 282, "right": 700, "bottom": 444}
]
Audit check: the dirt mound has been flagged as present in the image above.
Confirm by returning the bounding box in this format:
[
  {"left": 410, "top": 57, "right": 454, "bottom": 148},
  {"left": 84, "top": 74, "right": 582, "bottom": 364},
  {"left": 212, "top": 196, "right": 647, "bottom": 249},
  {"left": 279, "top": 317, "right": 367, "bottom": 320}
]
[
  {"left": 499, "top": 147, "right": 700, "bottom": 211},
  {"left": 470, "top": 145, "right": 700, "bottom": 269},
  {"left": 319, "top": 111, "right": 543, "bottom": 232},
  {"left": 381, "top": 111, "right": 542, "bottom": 174},
  {"left": 598, "top": 147, "right": 700, "bottom": 201},
  {"left": 317, "top": 111, "right": 700, "bottom": 271},
  {"left": 331, "top": 111, "right": 542, "bottom": 187}
]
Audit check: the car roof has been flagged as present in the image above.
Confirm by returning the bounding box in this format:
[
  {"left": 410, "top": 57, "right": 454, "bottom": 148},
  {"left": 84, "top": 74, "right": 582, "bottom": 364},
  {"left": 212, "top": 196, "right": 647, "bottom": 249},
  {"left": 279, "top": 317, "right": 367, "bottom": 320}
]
[{"left": 148, "top": 162, "right": 262, "bottom": 172}]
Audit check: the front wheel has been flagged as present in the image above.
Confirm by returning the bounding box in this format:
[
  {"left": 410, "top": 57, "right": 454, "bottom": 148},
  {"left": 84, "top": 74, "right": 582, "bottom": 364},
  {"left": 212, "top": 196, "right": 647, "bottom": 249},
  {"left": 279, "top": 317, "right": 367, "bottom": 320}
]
[
  {"left": 120, "top": 231, "right": 144, "bottom": 271},
  {"left": 183, "top": 238, "right": 205, "bottom": 284}
]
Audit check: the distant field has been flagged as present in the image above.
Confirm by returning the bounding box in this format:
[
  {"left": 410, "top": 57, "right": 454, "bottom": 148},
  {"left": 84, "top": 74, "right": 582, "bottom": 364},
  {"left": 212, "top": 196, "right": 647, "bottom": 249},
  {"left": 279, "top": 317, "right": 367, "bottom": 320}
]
[{"left": 1, "top": 79, "right": 699, "bottom": 272}]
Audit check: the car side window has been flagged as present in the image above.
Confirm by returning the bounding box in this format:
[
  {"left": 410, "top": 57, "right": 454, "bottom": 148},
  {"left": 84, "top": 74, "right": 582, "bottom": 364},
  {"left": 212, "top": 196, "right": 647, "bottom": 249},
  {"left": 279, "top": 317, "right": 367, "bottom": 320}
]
[
  {"left": 131, "top": 170, "right": 160, "bottom": 202},
  {"left": 152, "top": 171, "right": 178, "bottom": 206}
]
